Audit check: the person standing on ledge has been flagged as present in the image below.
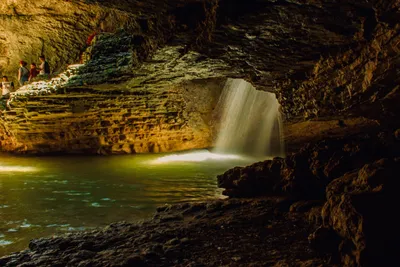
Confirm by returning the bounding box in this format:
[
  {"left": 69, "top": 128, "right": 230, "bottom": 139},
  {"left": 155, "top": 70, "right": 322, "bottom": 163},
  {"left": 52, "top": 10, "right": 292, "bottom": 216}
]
[
  {"left": 1, "top": 76, "right": 14, "bottom": 110},
  {"left": 38, "top": 55, "right": 51, "bottom": 77},
  {"left": 28, "top": 63, "right": 39, "bottom": 82},
  {"left": 18, "top": 61, "right": 30, "bottom": 86},
  {"left": 1, "top": 76, "right": 14, "bottom": 97}
]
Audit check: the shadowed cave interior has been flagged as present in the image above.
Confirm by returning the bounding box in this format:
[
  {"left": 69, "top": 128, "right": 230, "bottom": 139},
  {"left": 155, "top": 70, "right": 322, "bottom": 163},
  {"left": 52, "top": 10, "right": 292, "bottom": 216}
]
[{"left": 0, "top": 0, "right": 399, "bottom": 266}]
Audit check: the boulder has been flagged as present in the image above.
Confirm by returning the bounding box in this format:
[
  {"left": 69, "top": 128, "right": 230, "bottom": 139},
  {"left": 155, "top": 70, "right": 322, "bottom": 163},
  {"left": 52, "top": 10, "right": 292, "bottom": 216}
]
[{"left": 320, "top": 158, "right": 400, "bottom": 266}]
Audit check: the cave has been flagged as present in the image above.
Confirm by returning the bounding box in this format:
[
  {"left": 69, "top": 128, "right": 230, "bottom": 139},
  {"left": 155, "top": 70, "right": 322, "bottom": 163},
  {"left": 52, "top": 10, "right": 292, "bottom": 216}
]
[{"left": 0, "top": 0, "right": 399, "bottom": 266}]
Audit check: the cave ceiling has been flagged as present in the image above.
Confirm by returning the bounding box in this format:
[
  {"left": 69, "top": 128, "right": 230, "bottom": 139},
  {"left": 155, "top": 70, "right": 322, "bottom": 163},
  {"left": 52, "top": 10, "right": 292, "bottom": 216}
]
[{"left": 0, "top": 0, "right": 399, "bottom": 119}]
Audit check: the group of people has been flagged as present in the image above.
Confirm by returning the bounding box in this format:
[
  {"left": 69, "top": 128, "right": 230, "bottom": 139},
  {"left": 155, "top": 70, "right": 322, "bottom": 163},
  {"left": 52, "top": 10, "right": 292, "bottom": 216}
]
[
  {"left": 1, "top": 55, "right": 50, "bottom": 99},
  {"left": 1, "top": 55, "right": 51, "bottom": 110},
  {"left": 18, "top": 55, "right": 51, "bottom": 86}
]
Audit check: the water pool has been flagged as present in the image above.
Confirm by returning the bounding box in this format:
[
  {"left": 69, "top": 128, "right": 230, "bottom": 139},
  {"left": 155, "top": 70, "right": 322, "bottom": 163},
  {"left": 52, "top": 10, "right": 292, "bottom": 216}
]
[{"left": 0, "top": 150, "right": 257, "bottom": 256}]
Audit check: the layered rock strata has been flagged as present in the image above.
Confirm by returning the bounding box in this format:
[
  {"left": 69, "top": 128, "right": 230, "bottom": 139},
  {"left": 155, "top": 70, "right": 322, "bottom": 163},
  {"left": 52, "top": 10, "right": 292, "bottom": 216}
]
[
  {"left": 1, "top": 0, "right": 399, "bottom": 120},
  {"left": 0, "top": 30, "right": 228, "bottom": 154},
  {"left": 1, "top": 0, "right": 399, "bottom": 154},
  {"left": 0, "top": 21, "right": 233, "bottom": 154},
  {"left": 1, "top": 78, "right": 225, "bottom": 154}
]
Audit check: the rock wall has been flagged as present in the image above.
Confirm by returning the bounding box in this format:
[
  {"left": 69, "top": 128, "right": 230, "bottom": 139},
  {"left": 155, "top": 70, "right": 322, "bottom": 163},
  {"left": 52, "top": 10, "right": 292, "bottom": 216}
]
[
  {"left": 218, "top": 128, "right": 400, "bottom": 265},
  {"left": 0, "top": 23, "right": 229, "bottom": 154},
  {"left": 0, "top": 0, "right": 200, "bottom": 78},
  {"left": 279, "top": 20, "right": 400, "bottom": 120},
  {"left": 1, "top": 77, "right": 225, "bottom": 154},
  {"left": 0, "top": 0, "right": 129, "bottom": 76},
  {"left": 196, "top": 0, "right": 400, "bottom": 120},
  {"left": 2, "top": 0, "right": 398, "bottom": 121},
  {"left": 0, "top": 0, "right": 399, "bottom": 154}
]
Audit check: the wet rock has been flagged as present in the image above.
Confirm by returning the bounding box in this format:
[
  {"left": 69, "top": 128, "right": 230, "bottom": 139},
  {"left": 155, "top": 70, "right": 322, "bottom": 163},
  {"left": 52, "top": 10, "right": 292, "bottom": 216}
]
[
  {"left": 218, "top": 130, "right": 400, "bottom": 199},
  {"left": 321, "top": 158, "right": 400, "bottom": 266},
  {"left": 164, "top": 238, "right": 180, "bottom": 246},
  {"left": 308, "top": 226, "right": 341, "bottom": 255},
  {"left": 159, "top": 214, "right": 184, "bottom": 222},
  {"left": 122, "top": 255, "right": 145, "bottom": 267},
  {"left": 71, "top": 250, "right": 96, "bottom": 260},
  {"left": 289, "top": 200, "right": 323, "bottom": 213},
  {"left": 1, "top": 198, "right": 329, "bottom": 266}
]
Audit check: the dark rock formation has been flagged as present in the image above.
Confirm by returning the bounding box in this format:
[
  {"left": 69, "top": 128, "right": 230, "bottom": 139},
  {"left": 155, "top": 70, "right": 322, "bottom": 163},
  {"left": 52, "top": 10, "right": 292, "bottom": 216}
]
[
  {"left": 0, "top": 1, "right": 399, "bottom": 266},
  {"left": 218, "top": 128, "right": 400, "bottom": 198},
  {"left": 320, "top": 158, "right": 400, "bottom": 266},
  {"left": 0, "top": 198, "right": 330, "bottom": 267},
  {"left": 218, "top": 128, "right": 400, "bottom": 266}
]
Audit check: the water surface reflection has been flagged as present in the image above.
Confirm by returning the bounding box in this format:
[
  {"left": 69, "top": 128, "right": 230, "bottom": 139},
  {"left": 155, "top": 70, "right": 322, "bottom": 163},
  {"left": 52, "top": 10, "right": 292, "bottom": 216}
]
[{"left": 0, "top": 150, "right": 257, "bottom": 256}]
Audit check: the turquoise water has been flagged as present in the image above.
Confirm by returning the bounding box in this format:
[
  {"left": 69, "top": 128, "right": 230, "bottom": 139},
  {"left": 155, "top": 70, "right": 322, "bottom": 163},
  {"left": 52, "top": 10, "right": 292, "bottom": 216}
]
[{"left": 0, "top": 150, "right": 255, "bottom": 256}]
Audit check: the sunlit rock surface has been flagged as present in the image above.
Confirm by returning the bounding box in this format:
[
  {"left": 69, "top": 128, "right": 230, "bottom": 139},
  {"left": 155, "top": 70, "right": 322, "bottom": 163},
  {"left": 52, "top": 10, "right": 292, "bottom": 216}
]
[
  {"left": 1, "top": 0, "right": 399, "bottom": 154},
  {"left": 1, "top": 77, "right": 225, "bottom": 155},
  {"left": 0, "top": 1, "right": 399, "bottom": 266},
  {"left": 0, "top": 21, "right": 231, "bottom": 154}
]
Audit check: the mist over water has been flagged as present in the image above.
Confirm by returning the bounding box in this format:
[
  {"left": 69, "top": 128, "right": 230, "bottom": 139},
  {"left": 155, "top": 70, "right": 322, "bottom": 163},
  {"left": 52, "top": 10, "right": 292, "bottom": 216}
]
[{"left": 214, "top": 79, "right": 285, "bottom": 157}]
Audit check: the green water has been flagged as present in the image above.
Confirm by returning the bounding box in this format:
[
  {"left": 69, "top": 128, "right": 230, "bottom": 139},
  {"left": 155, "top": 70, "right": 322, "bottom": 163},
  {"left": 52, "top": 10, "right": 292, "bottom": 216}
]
[{"left": 0, "top": 150, "right": 255, "bottom": 256}]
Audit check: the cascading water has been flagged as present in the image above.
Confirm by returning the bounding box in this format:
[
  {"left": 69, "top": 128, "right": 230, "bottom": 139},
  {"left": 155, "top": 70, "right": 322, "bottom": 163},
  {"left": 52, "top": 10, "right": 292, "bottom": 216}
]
[
  {"left": 152, "top": 78, "right": 284, "bottom": 164},
  {"left": 214, "top": 78, "right": 285, "bottom": 158}
]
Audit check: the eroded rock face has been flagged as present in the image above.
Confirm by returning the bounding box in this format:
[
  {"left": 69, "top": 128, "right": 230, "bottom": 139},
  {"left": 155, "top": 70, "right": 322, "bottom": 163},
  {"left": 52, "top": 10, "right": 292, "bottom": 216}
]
[
  {"left": 314, "top": 158, "right": 400, "bottom": 266},
  {"left": 1, "top": 0, "right": 399, "bottom": 119},
  {"left": 0, "top": 23, "right": 230, "bottom": 154},
  {"left": 0, "top": 1, "right": 130, "bottom": 75},
  {"left": 201, "top": 0, "right": 400, "bottom": 120},
  {"left": 218, "top": 128, "right": 400, "bottom": 266},
  {"left": 218, "top": 129, "right": 400, "bottom": 198},
  {"left": 0, "top": 0, "right": 399, "bottom": 154},
  {"left": 1, "top": 76, "right": 225, "bottom": 154}
]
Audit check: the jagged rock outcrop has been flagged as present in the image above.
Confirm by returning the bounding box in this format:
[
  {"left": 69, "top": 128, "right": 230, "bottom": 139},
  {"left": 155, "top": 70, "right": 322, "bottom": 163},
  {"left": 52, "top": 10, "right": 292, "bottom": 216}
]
[
  {"left": 218, "top": 128, "right": 400, "bottom": 266},
  {"left": 0, "top": 0, "right": 199, "bottom": 76},
  {"left": 218, "top": 128, "right": 400, "bottom": 198},
  {"left": 318, "top": 158, "right": 400, "bottom": 266}
]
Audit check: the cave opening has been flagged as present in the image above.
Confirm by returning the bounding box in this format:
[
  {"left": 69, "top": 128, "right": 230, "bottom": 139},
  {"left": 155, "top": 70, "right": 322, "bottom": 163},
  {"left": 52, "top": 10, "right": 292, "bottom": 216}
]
[
  {"left": 152, "top": 78, "right": 285, "bottom": 164},
  {"left": 1, "top": 0, "right": 399, "bottom": 265},
  {"left": 214, "top": 78, "right": 285, "bottom": 158}
]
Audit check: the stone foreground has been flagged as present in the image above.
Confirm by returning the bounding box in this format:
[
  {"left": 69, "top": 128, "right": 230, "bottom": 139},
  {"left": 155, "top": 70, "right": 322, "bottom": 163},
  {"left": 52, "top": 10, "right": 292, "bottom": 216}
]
[
  {"left": 0, "top": 198, "right": 328, "bottom": 267},
  {"left": 218, "top": 128, "right": 400, "bottom": 266}
]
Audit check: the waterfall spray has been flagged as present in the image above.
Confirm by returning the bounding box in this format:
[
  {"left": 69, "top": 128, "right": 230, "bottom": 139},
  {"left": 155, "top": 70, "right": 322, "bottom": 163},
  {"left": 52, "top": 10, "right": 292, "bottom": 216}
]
[{"left": 214, "top": 79, "right": 285, "bottom": 158}]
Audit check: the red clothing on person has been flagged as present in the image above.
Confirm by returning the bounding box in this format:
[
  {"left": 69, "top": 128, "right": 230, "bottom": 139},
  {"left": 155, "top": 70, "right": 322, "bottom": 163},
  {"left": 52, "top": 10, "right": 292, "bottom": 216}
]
[
  {"left": 29, "top": 68, "right": 39, "bottom": 80},
  {"left": 86, "top": 32, "right": 97, "bottom": 46}
]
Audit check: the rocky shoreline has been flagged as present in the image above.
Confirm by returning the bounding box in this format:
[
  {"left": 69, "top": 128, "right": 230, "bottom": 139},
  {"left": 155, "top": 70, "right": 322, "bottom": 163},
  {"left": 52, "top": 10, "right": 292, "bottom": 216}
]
[
  {"left": 0, "top": 1, "right": 398, "bottom": 264},
  {"left": 2, "top": 126, "right": 399, "bottom": 266},
  {"left": 0, "top": 198, "right": 330, "bottom": 267}
]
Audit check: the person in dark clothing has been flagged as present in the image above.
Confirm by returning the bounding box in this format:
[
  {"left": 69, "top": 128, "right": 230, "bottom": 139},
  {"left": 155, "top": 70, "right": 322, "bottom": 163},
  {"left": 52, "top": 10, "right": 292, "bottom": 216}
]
[
  {"left": 18, "top": 61, "right": 29, "bottom": 86},
  {"left": 29, "top": 63, "right": 39, "bottom": 82},
  {"left": 1, "top": 76, "right": 13, "bottom": 110},
  {"left": 1, "top": 76, "right": 14, "bottom": 96},
  {"left": 38, "top": 55, "right": 50, "bottom": 75}
]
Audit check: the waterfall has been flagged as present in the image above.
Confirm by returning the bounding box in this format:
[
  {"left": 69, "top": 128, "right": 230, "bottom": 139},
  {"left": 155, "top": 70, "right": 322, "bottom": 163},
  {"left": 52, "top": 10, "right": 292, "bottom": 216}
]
[{"left": 214, "top": 79, "right": 285, "bottom": 158}]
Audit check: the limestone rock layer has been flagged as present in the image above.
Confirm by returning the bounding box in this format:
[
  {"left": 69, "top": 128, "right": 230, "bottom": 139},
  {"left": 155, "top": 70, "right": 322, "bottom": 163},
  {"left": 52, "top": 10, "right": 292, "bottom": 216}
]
[
  {"left": 0, "top": 0, "right": 399, "bottom": 154},
  {"left": 1, "top": 77, "right": 224, "bottom": 154}
]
